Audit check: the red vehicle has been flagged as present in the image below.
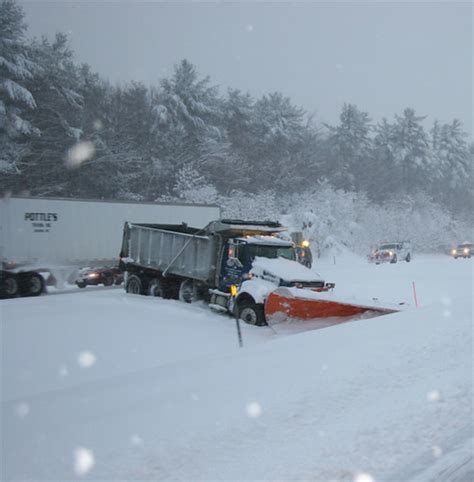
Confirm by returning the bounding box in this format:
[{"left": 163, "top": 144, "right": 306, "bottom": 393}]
[{"left": 75, "top": 267, "right": 124, "bottom": 288}]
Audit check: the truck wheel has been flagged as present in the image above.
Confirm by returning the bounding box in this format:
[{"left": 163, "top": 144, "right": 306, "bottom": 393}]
[
  {"left": 390, "top": 255, "right": 398, "bottom": 264},
  {"left": 238, "top": 301, "right": 266, "bottom": 326},
  {"left": 179, "top": 279, "right": 195, "bottom": 303},
  {"left": 149, "top": 278, "right": 168, "bottom": 298},
  {"left": 126, "top": 274, "right": 143, "bottom": 295},
  {"left": 406, "top": 253, "right": 411, "bottom": 262},
  {"left": 0, "top": 272, "right": 19, "bottom": 299},
  {"left": 20, "top": 272, "right": 45, "bottom": 296},
  {"left": 77, "top": 282, "right": 87, "bottom": 288}
]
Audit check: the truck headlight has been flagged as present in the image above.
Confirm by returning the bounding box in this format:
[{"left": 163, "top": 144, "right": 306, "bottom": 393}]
[{"left": 464, "top": 248, "right": 469, "bottom": 254}]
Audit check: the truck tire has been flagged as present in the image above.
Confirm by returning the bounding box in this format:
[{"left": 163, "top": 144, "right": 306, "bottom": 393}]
[
  {"left": 149, "top": 278, "right": 169, "bottom": 298},
  {"left": 237, "top": 300, "right": 266, "bottom": 326},
  {"left": 0, "top": 272, "right": 19, "bottom": 299},
  {"left": 126, "top": 274, "right": 143, "bottom": 295},
  {"left": 406, "top": 253, "right": 411, "bottom": 262},
  {"left": 20, "top": 272, "right": 45, "bottom": 297},
  {"left": 390, "top": 254, "right": 398, "bottom": 264},
  {"left": 179, "top": 279, "right": 195, "bottom": 303}
]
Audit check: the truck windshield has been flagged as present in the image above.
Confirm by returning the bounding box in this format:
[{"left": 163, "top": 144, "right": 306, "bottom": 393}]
[
  {"left": 243, "top": 244, "right": 296, "bottom": 262},
  {"left": 379, "top": 244, "right": 398, "bottom": 250}
]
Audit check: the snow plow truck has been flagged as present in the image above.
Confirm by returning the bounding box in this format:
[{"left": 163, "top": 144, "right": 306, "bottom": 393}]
[{"left": 119, "top": 219, "right": 397, "bottom": 326}]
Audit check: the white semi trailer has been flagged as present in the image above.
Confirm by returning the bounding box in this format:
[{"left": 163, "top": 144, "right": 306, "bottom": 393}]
[{"left": 0, "top": 196, "right": 220, "bottom": 298}]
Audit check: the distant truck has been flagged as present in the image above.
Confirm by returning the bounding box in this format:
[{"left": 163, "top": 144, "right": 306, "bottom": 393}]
[
  {"left": 369, "top": 241, "right": 412, "bottom": 264},
  {"left": 290, "top": 232, "right": 313, "bottom": 268},
  {"left": 451, "top": 242, "right": 473, "bottom": 259},
  {"left": 0, "top": 196, "right": 220, "bottom": 299},
  {"left": 119, "top": 219, "right": 332, "bottom": 326}
]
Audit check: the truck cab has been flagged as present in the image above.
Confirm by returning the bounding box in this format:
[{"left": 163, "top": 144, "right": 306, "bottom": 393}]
[{"left": 219, "top": 236, "right": 296, "bottom": 291}]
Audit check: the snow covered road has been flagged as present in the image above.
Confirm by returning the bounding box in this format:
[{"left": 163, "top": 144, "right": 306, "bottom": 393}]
[{"left": 1, "top": 254, "right": 472, "bottom": 481}]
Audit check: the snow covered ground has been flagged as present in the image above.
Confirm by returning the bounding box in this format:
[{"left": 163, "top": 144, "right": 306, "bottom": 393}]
[{"left": 1, "top": 254, "right": 472, "bottom": 481}]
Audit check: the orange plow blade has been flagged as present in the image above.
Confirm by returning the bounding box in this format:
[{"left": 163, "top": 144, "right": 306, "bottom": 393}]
[{"left": 265, "top": 288, "right": 399, "bottom": 325}]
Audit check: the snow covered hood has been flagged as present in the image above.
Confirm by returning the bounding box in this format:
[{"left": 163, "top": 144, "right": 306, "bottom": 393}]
[{"left": 251, "top": 256, "right": 323, "bottom": 282}]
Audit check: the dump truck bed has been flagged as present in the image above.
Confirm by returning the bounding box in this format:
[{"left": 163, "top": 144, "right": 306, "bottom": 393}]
[{"left": 122, "top": 223, "right": 219, "bottom": 283}]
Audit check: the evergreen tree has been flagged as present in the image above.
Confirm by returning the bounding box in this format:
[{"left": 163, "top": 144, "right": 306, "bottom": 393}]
[
  {"left": 21, "top": 33, "right": 83, "bottom": 195},
  {"left": 0, "top": 0, "right": 39, "bottom": 186},
  {"left": 391, "top": 108, "right": 430, "bottom": 194},
  {"left": 72, "top": 81, "right": 155, "bottom": 200},
  {"left": 221, "top": 89, "right": 255, "bottom": 190},
  {"left": 431, "top": 119, "right": 471, "bottom": 210},
  {"left": 150, "top": 59, "right": 225, "bottom": 195},
  {"left": 369, "top": 118, "right": 398, "bottom": 202},
  {"left": 324, "top": 103, "right": 372, "bottom": 192},
  {"left": 250, "top": 92, "right": 306, "bottom": 191}
]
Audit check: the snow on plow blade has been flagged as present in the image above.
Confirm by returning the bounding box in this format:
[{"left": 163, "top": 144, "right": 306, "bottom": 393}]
[{"left": 265, "top": 287, "right": 399, "bottom": 326}]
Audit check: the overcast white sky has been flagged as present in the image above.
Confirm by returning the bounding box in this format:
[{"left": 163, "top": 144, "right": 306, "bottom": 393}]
[{"left": 20, "top": 1, "right": 472, "bottom": 135}]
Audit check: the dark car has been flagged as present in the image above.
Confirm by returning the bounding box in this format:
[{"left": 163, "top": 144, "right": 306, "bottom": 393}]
[
  {"left": 451, "top": 243, "right": 473, "bottom": 259},
  {"left": 75, "top": 267, "right": 124, "bottom": 288}
]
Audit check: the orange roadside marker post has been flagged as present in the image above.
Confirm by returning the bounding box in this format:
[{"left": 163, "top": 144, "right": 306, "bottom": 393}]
[{"left": 412, "top": 281, "right": 419, "bottom": 308}]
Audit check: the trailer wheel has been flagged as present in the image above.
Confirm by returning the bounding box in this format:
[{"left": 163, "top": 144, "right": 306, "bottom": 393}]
[
  {"left": 0, "top": 272, "right": 19, "bottom": 299},
  {"left": 20, "top": 272, "right": 45, "bottom": 297},
  {"left": 126, "top": 274, "right": 143, "bottom": 295},
  {"left": 237, "top": 301, "right": 266, "bottom": 326}
]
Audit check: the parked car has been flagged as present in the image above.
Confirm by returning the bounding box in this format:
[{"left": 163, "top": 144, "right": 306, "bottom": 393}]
[
  {"left": 451, "top": 242, "right": 473, "bottom": 259},
  {"left": 369, "top": 241, "right": 412, "bottom": 264},
  {"left": 75, "top": 267, "right": 124, "bottom": 288}
]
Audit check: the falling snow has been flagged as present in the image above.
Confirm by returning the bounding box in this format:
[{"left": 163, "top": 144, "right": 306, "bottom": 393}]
[
  {"left": 77, "top": 351, "right": 96, "bottom": 368},
  {"left": 246, "top": 401, "right": 262, "bottom": 418},
  {"left": 130, "top": 434, "right": 144, "bottom": 447},
  {"left": 354, "top": 473, "right": 375, "bottom": 482},
  {"left": 15, "top": 402, "right": 30, "bottom": 418},
  {"left": 427, "top": 390, "right": 442, "bottom": 402},
  {"left": 432, "top": 445, "right": 443, "bottom": 458},
  {"left": 65, "top": 141, "right": 95, "bottom": 168},
  {"left": 73, "top": 447, "right": 95, "bottom": 476}
]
